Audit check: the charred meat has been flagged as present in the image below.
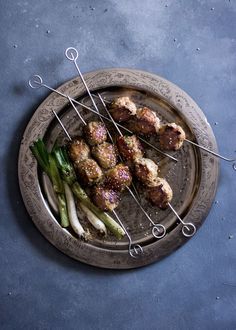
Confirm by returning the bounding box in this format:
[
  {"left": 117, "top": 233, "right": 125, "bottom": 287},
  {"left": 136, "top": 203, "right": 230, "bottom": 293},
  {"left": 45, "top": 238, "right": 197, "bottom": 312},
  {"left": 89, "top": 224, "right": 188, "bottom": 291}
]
[
  {"left": 159, "top": 123, "right": 186, "bottom": 151},
  {"left": 109, "top": 96, "right": 137, "bottom": 122},
  {"left": 128, "top": 107, "right": 161, "bottom": 135},
  {"left": 106, "top": 163, "right": 132, "bottom": 192},
  {"left": 116, "top": 135, "right": 144, "bottom": 162},
  {"left": 91, "top": 185, "right": 120, "bottom": 211},
  {"left": 75, "top": 158, "right": 103, "bottom": 186},
  {"left": 91, "top": 142, "right": 118, "bottom": 169},
  {"left": 134, "top": 157, "right": 158, "bottom": 186},
  {"left": 83, "top": 121, "right": 107, "bottom": 146},
  {"left": 147, "top": 177, "right": 173, "bottom": 209}
]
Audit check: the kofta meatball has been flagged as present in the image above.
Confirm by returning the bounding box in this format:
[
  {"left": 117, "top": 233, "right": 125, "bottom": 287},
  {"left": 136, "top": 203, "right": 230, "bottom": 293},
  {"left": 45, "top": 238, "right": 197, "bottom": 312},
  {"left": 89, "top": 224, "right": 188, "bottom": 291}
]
[
  {"left": 116, "top": 135, "right": 144, "bottom": 162},
  {"left": 106, "top": 163, "right": 132, "bottom": 192},
  {"left": 91, "top": 185, "right": 120, "bottom": 211},
  {"left": 75, "top": 158, "right": 103, "bottom": 186},
  {"left": 109, "top": 96, "right": 137, "bottom": 122},
  {"left": 83, "top": 121, "right": 107, "bottom": 146},
  {"left": 128, "top": 107, "right": 161, "bottom": 135},
  {"left": 91, "top": 142, "right": 118, "bottom": 169},
  {"left": 147, "top": 178, "right": 173, "bottom": 209},
  {"left": 68, "top": 138, "right": 90, "bottom": 163},
  {"left": 159, "top": 123, "right": 186, "bottom": 151},
  {"left": 134, "top": 158, "right": 158, "bottom": 186}
]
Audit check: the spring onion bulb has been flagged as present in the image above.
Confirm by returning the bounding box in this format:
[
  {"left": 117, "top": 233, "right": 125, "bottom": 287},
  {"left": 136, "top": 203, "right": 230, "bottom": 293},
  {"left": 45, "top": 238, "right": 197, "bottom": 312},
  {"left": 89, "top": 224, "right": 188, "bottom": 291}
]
[
  {"left": 42, "top": 173, "right": 59, "bottom": 213},
  {"left": 79, "top": 203, "right": 107, "bottom": 235},
  {"left": 64, "top": 182, "right": 86, "bottom": 238}
]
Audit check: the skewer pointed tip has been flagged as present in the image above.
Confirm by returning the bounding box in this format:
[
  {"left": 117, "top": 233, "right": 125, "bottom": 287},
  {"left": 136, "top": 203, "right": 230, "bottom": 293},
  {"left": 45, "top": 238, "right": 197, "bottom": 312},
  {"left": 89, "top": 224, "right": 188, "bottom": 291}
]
[{"left": 185, "top": 138, "right": 236, "bottom": 163}]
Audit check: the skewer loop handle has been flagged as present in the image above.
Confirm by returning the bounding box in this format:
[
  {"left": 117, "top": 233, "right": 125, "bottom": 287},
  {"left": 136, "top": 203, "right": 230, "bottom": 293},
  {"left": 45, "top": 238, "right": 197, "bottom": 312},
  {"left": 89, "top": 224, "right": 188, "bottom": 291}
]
[
  {"left": 129, "top": 244, "right": 144, "bottom": 258},
  {"left": 29, "top": 75, "right": 43, "bottom": 89},
  {"left": 65, "top": 47, "right": 79, "bottom": 61},
  {"left": 152, "top": 224, "right": 166, "bottom": 239},
  {"left": 182, "top": 223, "right": 196, "bottom": 237}
]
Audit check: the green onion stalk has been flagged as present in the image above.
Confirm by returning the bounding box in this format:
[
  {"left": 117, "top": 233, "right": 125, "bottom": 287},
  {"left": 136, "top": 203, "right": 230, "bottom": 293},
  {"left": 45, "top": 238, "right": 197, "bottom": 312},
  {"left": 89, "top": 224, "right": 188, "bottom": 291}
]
[{"left": 30, "top": 139, "right": 69, "bottom": 228}]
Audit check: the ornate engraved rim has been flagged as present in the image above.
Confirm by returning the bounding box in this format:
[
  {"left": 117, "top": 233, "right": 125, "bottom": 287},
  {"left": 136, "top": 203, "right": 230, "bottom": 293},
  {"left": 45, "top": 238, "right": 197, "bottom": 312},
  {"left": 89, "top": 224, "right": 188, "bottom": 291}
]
[{"left": 18, "top": 69, "right": 219, "bottom": 269}]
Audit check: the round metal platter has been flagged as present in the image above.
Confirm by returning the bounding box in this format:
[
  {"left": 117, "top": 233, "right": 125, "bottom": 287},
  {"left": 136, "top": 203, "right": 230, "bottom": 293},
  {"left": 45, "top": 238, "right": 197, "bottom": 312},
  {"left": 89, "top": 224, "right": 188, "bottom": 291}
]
[{"left": 18, "top": 69, "right": 219, "bottom": 269}]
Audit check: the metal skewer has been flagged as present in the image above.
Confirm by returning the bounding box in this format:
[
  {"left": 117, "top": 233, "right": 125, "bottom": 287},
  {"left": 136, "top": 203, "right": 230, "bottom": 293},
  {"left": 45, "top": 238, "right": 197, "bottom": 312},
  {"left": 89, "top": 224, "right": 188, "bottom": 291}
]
[
  {"left": 94, "top": 110, "right": 142, "bottom": 201},
  {"left": 67, "top": 91, "right": 163, "bottom": 240},
  {"left": 65, "top": 47, "right": 106, "bottom": 122},
  {"left": 52, "top": 110, "right": 72, "bottom": 141},
  {"left": 98, "top": 93, "right": 166, "bottom": 239},
  {"left": 65, "top": 47, "right": 178, "bottom": 162},
  {"left": 65, "top": 48, "right": 141, "bottom": 201},
  {"left": 65, "top": 47, "right": 102, "bottom": 115},
  {"left": 29, "top": 72, "right": 236, "bottom": 168},
  {"left": 112, "top": 210, "right": 143, "bottom": 258},
  {"left": 50, "top": 109, "right": 143, "bottom": 258},
  {"left": 97, "top": 93, "right": 196, "bottom": 238},
  {"left": 185, "top": 139, "right": 236, "bottom": 163},
  {"left": 28, "top": 74, "right": 178, "bottom": 162},
  {"left": 91, "top": 91, "right": 236, "bottom": 167},
  {"left": 67, "top": 96, "right": 87, "bottom": 126},
  {"left": 168, "top": 202, "right": 196, "bottom": 237},
  {"left": 72, "top": 109, "right": 144, "bottom": 255},
  {"left": 72, "top": 93, "right": 165, "bottom": 238}
]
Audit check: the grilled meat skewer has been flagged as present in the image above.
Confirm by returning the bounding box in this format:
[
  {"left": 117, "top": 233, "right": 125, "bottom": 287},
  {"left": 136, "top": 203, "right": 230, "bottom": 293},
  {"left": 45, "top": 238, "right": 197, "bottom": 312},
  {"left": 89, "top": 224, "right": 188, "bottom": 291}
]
[
  {"left": 159, "top": 123, "right": 186, "bottom": 151},
  {"left": 133, "top": 157, "right": 159, "bottom": 187},
  {"left": 91, "top": 185, "right": 121, "bottom": 212},
  {"left": 105, "top": 163, "right": 132, "bottom": 192},
  {"left": 127, "top": 107, "right": 161, "bottom": 136},
  {"left": 91, "top": 142, "right": 118, "bottom": 169},
  {"left": 109, "top": 96, "right": 137, "bottom": 122},
  {"left": 75, "top": 158, "right": 103, "bottom": 186},
  {"left": 147, "top": 177, "right": 173, "bottom": 209},
  {"left": 110, "top": 97, "right": 186, "bottom": 151},
  {"left": 83, "top": 121, "right": 107, "bottom": 146},
  {"left": 68, "top": 137, "right": 90, "bottom": 164},
  {"left": 116, "top": 135, "right": 144, "bottom": 162},
  {"left": 68, "top": 122, "right": 132, "bottom": 211},
  {"left": 116, "top": 131, "right": 173, "bottom": 209}
]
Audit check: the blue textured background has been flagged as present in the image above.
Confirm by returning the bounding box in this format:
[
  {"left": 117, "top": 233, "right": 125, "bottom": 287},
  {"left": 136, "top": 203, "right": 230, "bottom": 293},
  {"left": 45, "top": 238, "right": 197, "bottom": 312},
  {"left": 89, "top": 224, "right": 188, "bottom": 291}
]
[{"left": 0, "top": 1, "right": 236, "bottom": 329}]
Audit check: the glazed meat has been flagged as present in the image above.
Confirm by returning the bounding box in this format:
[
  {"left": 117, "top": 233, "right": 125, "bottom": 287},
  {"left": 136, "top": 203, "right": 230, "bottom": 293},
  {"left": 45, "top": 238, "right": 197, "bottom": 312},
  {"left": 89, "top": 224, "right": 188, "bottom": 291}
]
[
  {"left": 75, "top": 158, "right": 103, "bottom": 186},
  {"left": 83, "top": 121, "right": 107, "bottom": 146},
  {"left": 109, "top": 96, "right": 137, "bottom": 122},
  {"left": 134, "top": 157, "right": 158, "bottom": 186},
  {"left": 128, "top": 107, "right": 161, "bottom": 135},
  {"left": 91, "top": 185, "right": 120, "bottom": 211},
  {"left": 116, "top": 135, "right": 144, "bottom": 162},
  {"left": 91, "top": 142, "right": 118, "bottom": 169},
  {"left": 68, "top": 138, "right": 90, "bottom": 163},
  {"left": 159, "top": 123, "right": 186, "bottom": 151},
  {"left": 106, "top": 163, "right": 132, "bottom": 192},
  {"left": 147, "top": 178, "right": 173, "bottom": 209}
]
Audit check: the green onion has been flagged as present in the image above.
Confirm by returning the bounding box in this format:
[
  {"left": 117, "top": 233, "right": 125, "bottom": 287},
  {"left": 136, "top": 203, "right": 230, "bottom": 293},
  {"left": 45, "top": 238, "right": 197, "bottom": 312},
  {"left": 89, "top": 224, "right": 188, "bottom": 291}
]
[
  {"left": 64, "top": 182, "right": 86, "bottom": 238},
  {"left": 79, "top": 203, "right": 107, "bottom": 235},
  {"left": 30, "top": 139, "right": 69, "bottom": 227},
  {"left": 57, "top": 193, "right": 69, "bottom": 228}
]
